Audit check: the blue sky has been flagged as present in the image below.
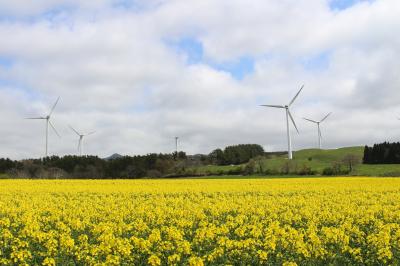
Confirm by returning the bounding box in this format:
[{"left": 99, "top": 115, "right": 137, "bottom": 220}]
[
  {"left": 300, "top": 51, "right": 331, "bottom": 72},
  {"left": 329, "top": 0, "right": 374, "bottom": 10},
  {"left": 170, "top": 37, "right": 255, "bottom": 80},
  {"left": 0, "top": 56, "right": 13, "bottom": 68}
]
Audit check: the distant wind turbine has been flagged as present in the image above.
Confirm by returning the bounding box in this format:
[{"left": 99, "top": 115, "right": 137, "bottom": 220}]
[
  {"left": 261, "top": 85, "right": 304, "bottom": 160},
  {"left": 26, "top": 97, "right": 61, "bottom": 157},
  {"left": 303, "top": 112, "right": 332, "bottom": 149},
  {"left": 69, "top": 126, "right": 96, "bottom": 156},
  {"left": 175, "top": 137, "right": 179, "bottom": 155}
]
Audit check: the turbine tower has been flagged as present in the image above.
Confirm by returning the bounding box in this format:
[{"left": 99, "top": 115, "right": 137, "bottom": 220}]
[
  {"left": 303, "top": 113, "right": 332, "bottom": 149},
  {"left": 26, "top": 97, "right": 61, "bottom": 157},
  {"left": 175, "top": 137, "right": 179, "bottom": 159},
  {"left": 69, "top": 126, "right": 96, "bottom": 156},
  {"left": 260, "top": 85, "right": 304, "bottom": 160}
]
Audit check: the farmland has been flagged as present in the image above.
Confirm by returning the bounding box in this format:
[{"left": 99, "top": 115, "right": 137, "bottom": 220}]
[{"left": 1, "top": 178, "right": 400, "bottom": 265}]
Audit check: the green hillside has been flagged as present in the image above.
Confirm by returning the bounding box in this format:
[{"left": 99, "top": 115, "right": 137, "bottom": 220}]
[
  {"left": 295, "top": 147, "right": 400, "bottom": 176},
  {"left": 263, "top": 147, "right": 400, "bottom": 176},
  {"left": 260, "top": 146, "right": 363, "bottom": 173},
  {"left": 294, "top": 146, "right": 363, "bottom": 161},
  {"left": 192, "top": 146, "right": 400, "bottom": 177}
]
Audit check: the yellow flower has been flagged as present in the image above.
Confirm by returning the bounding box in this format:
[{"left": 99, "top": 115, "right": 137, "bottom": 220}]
[
  {"left": 168, "top": 254, "right": 181, "bottom": 264},
  {"left": 42, "top": 257, "right": 55, "bottom": 266},
  {"left": 148, "top": 255, "right": 161, "bottom": 266},
  {"left": 257, "top": 250, "right": 268, "bottom": 261},
  {"left": 283, "top": 262, "right": 298, "bottom": 266},
  {"left": 188, "top": 256, "right": 204, "bottom": 266},
  {"left": 1, "top": 178, "right": 400, "bottom": 265}
]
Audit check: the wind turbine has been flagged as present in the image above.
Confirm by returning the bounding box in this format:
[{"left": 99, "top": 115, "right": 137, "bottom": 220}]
[
  {"left": 69, "top": 126, "right": 96, "bottom": 156},
  {"left": 260, "top": 85, "right": 304, "bottom": 160},
  {"left": 303, "top": 112, "right": 332, "bottom": 149},
  {"left": 175, "top": 137, "right": 179, "bottom": 158},
  {"left": 26, "top": 97, "right": 61, "bottom": 157}
]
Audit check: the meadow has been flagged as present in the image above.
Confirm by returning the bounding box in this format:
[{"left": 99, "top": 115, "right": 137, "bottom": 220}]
[{"left": 1, "top": 178, "right": 400, "bottom": 265}]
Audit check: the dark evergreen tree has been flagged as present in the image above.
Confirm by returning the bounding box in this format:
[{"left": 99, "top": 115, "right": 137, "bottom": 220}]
[{"left": 363, "top": 142, "right": 400, "bottom": 164}]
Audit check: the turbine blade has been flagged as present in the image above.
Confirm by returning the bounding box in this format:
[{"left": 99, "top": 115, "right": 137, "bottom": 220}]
[
  {"left": 69, "top": 125, "right": 80, "bottom": 136},
  {"left": 303, "top": 117, "right": 318, "bottom": 123},
  {"left": 25, "top": 117, "right": 46, "bottom": 120},
  {"left": 78, "top": 139, "right": 81, "bottom": 151},
  {"left": 260, "top": 104, "right": 285, "bottom": 108},
  {"left": 288, "top": 84, "right": 304, "bottom": 106},
  {"left": 320, "top": 112, "right": 332, "bottom": 123},
  {"left": 288, "top": 110, "right": 299, "bottom": 134},
  {"left": 86, "top": 131, "right": 96, "bottom": 136},
  {"left": 318, "top": 127, "right": 322, "bottom": 140},
  {"left": 49, "top": 120, "right": 61, "bottom": 138},
  {"left": 48, "top": 96, "right": 60, "bottom": 117}
]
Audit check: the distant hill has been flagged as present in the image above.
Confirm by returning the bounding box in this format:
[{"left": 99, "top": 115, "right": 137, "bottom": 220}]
[{"left": 104, "top": 153, "right": 123, "bottom": 160}]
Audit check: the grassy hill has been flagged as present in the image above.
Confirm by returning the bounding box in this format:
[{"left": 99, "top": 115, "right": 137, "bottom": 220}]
[
  {"left": 294, "top": 146, "right": 363, "bottom": 161},
  {"left": 261, "top": 146, "right": 364, "bottom": 173},
  {"left": 294, "top": 147, "right": 400, "bottom": 176},
  {"left": 192, "top": 146, "right": 400, "bottom": 177}
]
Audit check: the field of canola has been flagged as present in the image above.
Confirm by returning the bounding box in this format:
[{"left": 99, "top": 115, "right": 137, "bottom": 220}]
[{"left": 1, "top": 177, "right": 400, "bottom": 265}]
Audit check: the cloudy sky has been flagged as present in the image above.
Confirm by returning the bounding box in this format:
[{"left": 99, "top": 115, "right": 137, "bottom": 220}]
[{"left": 0, "top": 0, "right": 399, "bottom": 159}]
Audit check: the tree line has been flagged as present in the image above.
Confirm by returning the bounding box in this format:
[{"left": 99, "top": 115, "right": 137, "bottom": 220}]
[
  {"left": 9, "top": 152, "right": 190, "bottom": 179},
  {"left": 0, "top": 158, "right": 22, "bottom": 174},
  {"left": 0, "top": 144, "right": 264, "bottom": 178},
  {"left": 363, "top": 142, "right": 400, "bottom": 164}
]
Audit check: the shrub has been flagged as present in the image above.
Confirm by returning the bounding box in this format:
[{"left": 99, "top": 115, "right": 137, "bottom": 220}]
[
  {"left": 297, "top": 165, "right": 315, "bottom": 175},
  {"left": 322, "top": 163, "right": 350, "bottom": 176},
  {"left": 382, "top": 171, "right": 400, "bottom": 177},
  {"left": 146, "top": 170, "right": 162, "bottom": 178},
  {"left": 280, "top": 161, "right": 297, "bottom": 175},
  {"left": 243, "top": 160, "right": 255, "bottom": 175},
  {"left": 322, "top": 167, "right": 335, "bottom": 176},
  {"left": 227, "top": 167, "right": 243, "bottom": 175}
]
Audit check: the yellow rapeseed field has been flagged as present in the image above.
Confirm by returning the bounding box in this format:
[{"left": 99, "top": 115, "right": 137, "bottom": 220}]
[{"left": 1, "top": 177, "right": 400, "bottom": 265}]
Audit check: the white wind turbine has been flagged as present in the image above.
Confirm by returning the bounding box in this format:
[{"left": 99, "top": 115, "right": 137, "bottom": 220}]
[
  {"left": 26, "top": 97, "right": 61, "bottom": 157},
  {"left": 261, "top": 85, "right": 304, "bottom": 160},
  {"left": 69, "top": 126, "right": 96, "bottom": 156},
  {"left": 303, "top": 112, "right": 332, "bottom": 149}
]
